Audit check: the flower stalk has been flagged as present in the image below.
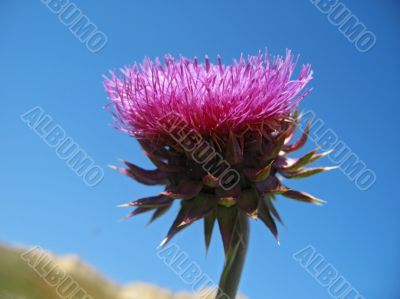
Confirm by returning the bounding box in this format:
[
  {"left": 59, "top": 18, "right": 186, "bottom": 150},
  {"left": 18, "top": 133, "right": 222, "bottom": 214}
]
[{"left": 217, "top": 210, "right": 249, "bottom": 299}]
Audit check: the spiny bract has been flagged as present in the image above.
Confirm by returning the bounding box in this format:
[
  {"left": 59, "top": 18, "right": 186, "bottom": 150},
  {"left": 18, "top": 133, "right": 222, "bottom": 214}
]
[{"left": 104, "top": 50, "right": 332, "bottom": 254}]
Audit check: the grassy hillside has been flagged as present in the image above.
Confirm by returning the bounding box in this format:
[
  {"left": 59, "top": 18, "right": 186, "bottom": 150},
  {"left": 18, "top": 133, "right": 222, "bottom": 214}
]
[{"left": 0, "top": 244, "right": 246, "bottom": 299}]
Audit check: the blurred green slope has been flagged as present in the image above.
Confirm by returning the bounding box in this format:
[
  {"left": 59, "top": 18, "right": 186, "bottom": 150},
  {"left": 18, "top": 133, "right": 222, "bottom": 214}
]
[{"left": 0, "top": 244, "right": 246, "bottom": 299}]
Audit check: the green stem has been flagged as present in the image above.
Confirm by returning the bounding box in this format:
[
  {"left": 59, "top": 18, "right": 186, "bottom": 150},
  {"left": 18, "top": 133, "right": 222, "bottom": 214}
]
[{"left": 216, "top": 212, "right": 249, "bottom": 299}]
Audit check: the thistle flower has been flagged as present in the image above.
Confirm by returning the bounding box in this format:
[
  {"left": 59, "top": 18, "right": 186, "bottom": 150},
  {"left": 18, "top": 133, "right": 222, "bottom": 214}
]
[{"left": 104, "top": 50, "right": 332, "bottom": 299}]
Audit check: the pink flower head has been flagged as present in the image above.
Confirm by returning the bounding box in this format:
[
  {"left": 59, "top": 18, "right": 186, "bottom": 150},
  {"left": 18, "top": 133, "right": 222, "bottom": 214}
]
[
  {"left": 105, "top": 51, "right": 332, "bottom": 299},
  {"left": 104, "top": 50, "right": 313, "bottom": 139}
]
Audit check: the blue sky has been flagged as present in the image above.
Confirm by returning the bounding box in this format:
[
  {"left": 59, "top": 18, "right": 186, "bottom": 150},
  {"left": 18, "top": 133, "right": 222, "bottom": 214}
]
[{"left": 1, "top": 1, "right": 399, "bottom": 298}]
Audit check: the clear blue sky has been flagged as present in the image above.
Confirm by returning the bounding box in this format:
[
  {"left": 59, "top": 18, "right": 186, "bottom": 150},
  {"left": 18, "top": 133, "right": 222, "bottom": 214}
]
[{"left": 1, "top": 1, "right": 399, "bottom": 298}]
